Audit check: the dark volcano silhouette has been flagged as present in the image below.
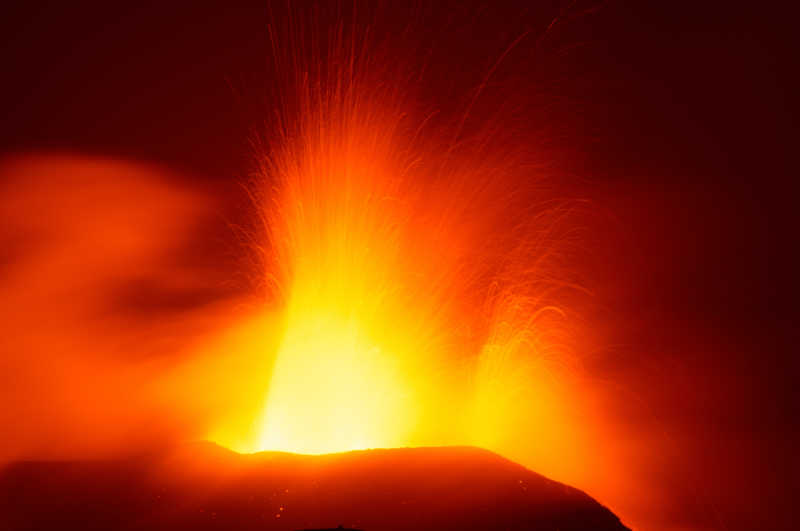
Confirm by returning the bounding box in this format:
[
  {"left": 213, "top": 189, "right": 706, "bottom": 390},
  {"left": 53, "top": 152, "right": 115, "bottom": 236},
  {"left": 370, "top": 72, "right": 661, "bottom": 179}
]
[{"left": 0, "top": 443, "right": 629, "bottom": 530}]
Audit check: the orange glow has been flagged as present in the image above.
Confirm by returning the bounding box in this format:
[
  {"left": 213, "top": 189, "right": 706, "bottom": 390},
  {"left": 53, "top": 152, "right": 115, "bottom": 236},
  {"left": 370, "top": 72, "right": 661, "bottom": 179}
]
[
  {"left": 0, "top": 33, "right": 621, "bottom": 526},
  {"left": 205, "top": 28, "right": 591, "bottom": 476},
  {"left": 0, "top": 151, "right": 618, "bottom": 525}
]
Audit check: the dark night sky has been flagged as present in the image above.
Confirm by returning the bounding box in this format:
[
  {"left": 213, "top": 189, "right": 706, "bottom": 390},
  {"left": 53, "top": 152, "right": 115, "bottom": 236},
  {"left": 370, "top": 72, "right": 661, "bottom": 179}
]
[{"left": 1, "top": 2, "right": 797, "bottom": 530}]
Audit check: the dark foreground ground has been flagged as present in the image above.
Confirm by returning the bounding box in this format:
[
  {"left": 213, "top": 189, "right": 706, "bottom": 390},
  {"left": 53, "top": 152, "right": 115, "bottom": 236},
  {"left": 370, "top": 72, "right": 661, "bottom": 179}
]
[{"left": 0, "top": 443, "right": 629, "bottom": 530}]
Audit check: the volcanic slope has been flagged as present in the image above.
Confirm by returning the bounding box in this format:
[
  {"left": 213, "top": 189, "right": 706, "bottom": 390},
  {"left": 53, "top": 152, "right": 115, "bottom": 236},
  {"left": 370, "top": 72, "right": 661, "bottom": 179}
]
[{"left": 0, "top": 443, "right": 629, "bottom": 530}]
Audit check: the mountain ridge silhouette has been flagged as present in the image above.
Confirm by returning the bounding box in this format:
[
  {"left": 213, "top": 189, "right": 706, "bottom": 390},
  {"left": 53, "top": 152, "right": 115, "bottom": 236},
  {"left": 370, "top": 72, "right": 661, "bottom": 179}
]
[{"left": 0, "top": 442, "right": 630, "bottom": 530}]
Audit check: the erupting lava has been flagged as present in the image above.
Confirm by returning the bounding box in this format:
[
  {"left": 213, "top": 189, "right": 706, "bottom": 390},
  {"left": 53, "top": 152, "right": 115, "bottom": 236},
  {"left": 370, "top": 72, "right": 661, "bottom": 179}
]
[
  {"left": 208, "top": 19, "right": 586, "bottom": 466},
  {"left": 257, "top": 315, "right": 413, "bottom": 454}
]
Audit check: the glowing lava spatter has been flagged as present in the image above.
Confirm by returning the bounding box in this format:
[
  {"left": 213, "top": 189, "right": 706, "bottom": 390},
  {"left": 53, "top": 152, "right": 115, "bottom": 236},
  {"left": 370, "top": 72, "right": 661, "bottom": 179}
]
[
  {"left": 244, "top": 82, "right": 448, "bottom": 453},
  {"left": 210, "top": 17, "right": 587, "bottom": 478}
]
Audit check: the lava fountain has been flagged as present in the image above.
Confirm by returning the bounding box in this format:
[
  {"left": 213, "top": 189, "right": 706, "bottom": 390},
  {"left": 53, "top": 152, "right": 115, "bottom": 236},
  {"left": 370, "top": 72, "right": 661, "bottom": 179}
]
[{"left": 209, "top": 11, "right": 588, "bottom": 471}]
